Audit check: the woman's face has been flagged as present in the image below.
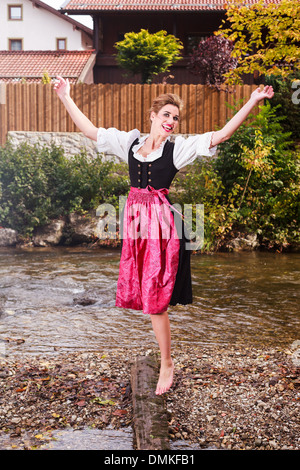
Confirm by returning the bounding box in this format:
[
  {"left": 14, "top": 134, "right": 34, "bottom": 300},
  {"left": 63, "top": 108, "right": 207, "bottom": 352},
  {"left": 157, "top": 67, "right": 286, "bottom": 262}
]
[{"left": 150, "top": 104, "right": 180, "bottom": 137}]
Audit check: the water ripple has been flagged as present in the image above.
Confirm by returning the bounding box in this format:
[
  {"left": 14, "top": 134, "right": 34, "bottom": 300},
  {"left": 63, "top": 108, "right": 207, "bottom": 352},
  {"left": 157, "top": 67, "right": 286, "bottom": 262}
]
[{"left": 0, "top": 247, "right": 299, "bottom": 356}]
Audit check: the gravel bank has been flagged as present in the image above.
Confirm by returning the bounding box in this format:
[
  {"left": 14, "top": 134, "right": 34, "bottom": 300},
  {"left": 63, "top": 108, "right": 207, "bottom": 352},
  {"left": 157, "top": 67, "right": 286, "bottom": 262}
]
[
  {"left": 168, "top": 344, "right": 300, "bottom": 450},
  {"left": 0, "top": 343, "right": 299, "bottom": 450}
]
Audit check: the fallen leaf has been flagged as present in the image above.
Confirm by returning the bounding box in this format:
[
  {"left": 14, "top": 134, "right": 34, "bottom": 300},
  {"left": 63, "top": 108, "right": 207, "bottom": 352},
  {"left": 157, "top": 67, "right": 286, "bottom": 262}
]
[
  {"left": 75, "top": 400, "right": 86, "bottom": 407},
  {"left": 112, "top": 410, "right": 127, "bottom": 416},
  {"left": 91, "top": 398, "right": 116, "bottom": 406}
]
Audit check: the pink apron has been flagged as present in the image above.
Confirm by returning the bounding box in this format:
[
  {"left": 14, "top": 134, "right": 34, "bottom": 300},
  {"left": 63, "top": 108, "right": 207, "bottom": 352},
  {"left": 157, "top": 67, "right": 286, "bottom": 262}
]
[{"left": 115, "top": 186, "right": 180, "bottom": 314}]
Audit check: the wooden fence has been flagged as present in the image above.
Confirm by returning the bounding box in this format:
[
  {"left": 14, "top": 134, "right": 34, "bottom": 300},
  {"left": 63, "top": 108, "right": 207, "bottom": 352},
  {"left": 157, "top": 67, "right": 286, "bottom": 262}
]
[{"left": 0, "top": 82, "right": 258, "bottom": 146}]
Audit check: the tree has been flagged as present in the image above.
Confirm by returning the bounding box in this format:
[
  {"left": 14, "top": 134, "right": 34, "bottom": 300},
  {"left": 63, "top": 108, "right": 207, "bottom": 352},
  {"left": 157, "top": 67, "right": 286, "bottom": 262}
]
[
  {"left": 114, "top": 29, "right": 183, "bottom": 84},
  {"left": 41, "top": 70, "right": 51, "bottom": 84},
  {"left": 187, "top": 35, "right": 237, "bottom": 90},
  {"left": 218, "top": 0, "right": 300, "bottom": 84}
]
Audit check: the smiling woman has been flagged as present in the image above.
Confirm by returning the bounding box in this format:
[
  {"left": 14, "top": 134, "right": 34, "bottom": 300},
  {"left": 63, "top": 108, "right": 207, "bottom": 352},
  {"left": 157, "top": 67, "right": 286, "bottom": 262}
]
[
  {"left": 137, "top": 93, "right": 182, "bottom": 157},
  {"left": 53, "top": 76, "right": 274, "bottom": 396}
]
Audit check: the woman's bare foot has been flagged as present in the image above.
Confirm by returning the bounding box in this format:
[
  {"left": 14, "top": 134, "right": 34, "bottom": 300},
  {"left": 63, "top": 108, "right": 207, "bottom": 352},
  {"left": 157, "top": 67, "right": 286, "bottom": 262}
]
[{"left": 155, "top": 359, "right": 174, "bottom": 395}]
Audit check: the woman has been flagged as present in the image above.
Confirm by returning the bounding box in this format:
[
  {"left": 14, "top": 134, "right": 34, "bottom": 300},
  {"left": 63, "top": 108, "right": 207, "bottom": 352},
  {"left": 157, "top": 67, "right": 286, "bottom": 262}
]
[{"left": 54, "top": 77, "right": 274, "bottom": 395}]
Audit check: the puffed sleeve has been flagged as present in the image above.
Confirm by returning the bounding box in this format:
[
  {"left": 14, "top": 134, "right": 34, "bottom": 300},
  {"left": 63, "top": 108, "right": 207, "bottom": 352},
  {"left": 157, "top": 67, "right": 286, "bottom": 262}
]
[
  {"left": 97, "top": 127, "right": 140, "bottom": 163},
  {"left": 173, "top": 132, "right": 218, "bottom": 170}
]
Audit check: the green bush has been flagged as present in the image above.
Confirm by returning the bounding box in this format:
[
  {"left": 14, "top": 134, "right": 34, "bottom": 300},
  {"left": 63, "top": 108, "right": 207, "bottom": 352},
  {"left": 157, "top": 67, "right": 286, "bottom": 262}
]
[
  {"left": 1, "top": 104, "right": 299, "bottom": 252},
  {"left": 170, "top": 157, "right": 230, "bottom": 252},
  {"left": 265, "top": 73, "right": 300, "bottom": 144},
  {"left": 0, "top": 142, "right": 129, "bottom": 237},
  {"left": 115, "top": 29, "right": 183, "bottom": 84},
  {"left": 171, "top": 101, "right": 300, "bottom": 251}
]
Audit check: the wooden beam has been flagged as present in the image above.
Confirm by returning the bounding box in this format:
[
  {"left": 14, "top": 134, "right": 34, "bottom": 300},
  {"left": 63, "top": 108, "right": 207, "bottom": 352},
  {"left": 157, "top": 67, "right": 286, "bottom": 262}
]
[{"left": 131, "top": 354, "right": 170, "bottom": 450}]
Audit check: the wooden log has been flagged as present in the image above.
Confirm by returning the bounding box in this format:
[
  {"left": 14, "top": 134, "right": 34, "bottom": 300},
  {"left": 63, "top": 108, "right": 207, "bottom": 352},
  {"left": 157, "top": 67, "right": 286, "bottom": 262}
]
[{"left": 131, "top": 354, "right": 170, "bottom": 450}]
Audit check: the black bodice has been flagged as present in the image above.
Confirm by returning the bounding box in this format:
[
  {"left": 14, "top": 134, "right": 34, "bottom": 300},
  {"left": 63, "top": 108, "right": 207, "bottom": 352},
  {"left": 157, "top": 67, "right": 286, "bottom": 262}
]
[{"left": 128, "top": 138, "right": 178, "bottom": 190}]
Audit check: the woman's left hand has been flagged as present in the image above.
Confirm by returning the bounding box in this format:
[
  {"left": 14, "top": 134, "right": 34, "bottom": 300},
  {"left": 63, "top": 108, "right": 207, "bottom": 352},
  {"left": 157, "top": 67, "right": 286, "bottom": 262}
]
[{"left": 251, "top": 85, "right": 274, "bottom": 103}]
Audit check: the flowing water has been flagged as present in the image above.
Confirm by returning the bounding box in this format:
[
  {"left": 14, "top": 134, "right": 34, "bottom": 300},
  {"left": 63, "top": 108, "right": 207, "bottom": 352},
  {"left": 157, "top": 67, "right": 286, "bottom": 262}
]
[
  {"left": 0, "top": 246, "right": 299, "bottom": 451},
  {"left": 0, "top": 246, "right": 299, "bottom": 356}
]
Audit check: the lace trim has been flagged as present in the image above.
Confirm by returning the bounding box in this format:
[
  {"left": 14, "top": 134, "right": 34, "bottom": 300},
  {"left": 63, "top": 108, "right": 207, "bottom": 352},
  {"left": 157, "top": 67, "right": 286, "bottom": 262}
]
[{"left": 132, "top": 135, "right": 170, "bottom": 159}]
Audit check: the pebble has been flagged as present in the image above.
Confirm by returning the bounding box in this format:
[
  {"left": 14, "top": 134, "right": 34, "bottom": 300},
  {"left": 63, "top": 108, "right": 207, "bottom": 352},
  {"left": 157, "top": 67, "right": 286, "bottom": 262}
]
[
  {"left": 0, "top": 343, "right": 299, "bottom": 450},
  {"left": 166, "top": 343, "right": 300, "bottom": 450}
]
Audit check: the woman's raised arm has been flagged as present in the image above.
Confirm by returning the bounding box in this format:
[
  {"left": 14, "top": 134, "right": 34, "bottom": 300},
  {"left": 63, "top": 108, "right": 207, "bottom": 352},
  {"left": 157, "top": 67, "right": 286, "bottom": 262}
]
[
  {"left": 54, "top": 76, "right": 98, "bottom": 142},
  {"left": 210, "top": 85, "right": 274, "bottom": 147}
]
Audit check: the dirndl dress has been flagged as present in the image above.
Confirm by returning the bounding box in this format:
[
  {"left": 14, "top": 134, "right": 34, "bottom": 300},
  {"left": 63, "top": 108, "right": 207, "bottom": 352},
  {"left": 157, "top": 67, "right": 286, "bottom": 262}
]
[
  {"left": 96, "top": 127, "right": 217, "bottom": 315},
  {"left": 115, "top": 138, "right": 192, "bottom": 314}
]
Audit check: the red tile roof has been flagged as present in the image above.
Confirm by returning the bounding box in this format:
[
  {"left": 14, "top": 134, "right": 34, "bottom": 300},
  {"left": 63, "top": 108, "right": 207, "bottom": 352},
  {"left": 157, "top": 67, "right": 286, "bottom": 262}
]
[
  {"left": 0, "top": 50, "right": 95, "bottom": 83},
  {"left": 62, "top": 0, "right": 281, "bottom": 12}
]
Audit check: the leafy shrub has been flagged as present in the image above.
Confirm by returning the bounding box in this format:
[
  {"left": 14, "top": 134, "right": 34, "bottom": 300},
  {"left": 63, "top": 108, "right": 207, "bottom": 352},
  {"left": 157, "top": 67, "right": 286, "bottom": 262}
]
[
  {"left": 265, "top": 73, "right": 300, "bottom": 144},
  {"left": 171, "top": 101, "right": 300, "bottom": 251},
  {"left": 187, "top": 35, "right": 237, "bottom": 90},
  {"left": 170, "top": 158, "right": 230, "bottom": 252},
  {"left": 0, "top": 142, "right": 129, "bottom": 237},
  {"left": 115, "top": 29, "right": 183, "bottom": 84}
]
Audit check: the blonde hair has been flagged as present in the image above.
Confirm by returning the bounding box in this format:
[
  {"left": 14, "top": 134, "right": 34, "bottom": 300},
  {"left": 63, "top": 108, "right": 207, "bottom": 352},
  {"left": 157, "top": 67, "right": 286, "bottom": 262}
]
[{"left": 149, "top": 93, "right": 184, "bottom": 116}]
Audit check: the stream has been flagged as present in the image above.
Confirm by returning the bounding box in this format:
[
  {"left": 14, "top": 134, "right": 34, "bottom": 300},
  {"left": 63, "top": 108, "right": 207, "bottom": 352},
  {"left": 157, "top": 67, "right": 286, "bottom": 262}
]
[
  {"left": 0, "top": 247, "right": 299, "bottom": 451},
  {"left": 0, "top": 247, "right": 299, "bottom": 356}
]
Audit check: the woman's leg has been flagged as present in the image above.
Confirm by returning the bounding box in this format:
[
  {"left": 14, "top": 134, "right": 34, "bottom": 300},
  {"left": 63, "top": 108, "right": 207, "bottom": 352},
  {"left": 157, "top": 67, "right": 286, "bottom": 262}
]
[{"left": 150, "top": 311, "right": 174, "bottom": 395}]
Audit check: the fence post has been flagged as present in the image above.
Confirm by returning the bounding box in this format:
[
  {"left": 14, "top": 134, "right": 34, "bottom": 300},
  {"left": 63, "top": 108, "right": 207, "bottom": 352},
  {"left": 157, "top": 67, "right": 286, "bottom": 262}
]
[{"left": 0, "top": 83, "right": 7, "bottom": 146}]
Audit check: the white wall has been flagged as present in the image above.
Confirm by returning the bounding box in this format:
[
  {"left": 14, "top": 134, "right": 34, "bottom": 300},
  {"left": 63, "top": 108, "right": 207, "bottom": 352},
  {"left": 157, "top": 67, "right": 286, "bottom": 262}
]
[{"left": 0, "top": 0, "right": 92, "bottom": 50}]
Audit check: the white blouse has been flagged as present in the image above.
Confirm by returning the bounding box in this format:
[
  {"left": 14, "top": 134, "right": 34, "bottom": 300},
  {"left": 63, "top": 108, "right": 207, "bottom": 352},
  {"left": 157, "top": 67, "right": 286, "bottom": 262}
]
[{"left": 96, "top": 127, "right": 218, "bottom": 170}]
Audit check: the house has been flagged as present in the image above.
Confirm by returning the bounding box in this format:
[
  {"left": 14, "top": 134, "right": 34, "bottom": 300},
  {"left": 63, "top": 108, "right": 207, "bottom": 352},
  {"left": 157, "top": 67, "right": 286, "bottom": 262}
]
[
  {"left": 61, "top": 0, "right": 226, "bottom": 84},
  {"left": 61, "top": 0, "right": 282, "bottom": 84},
  {"left": 0, "top": 0, "right": 96, "bottom": 83},
  {"left": 1, "top": 0, "right": 93, "bottom": 51}
]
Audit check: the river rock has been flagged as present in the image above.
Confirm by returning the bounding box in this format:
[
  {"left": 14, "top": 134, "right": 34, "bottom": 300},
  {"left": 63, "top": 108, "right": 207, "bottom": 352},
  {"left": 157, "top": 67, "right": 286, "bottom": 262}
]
[
  {"left": 32, "top": 219, "right": 66, "bottom": 246},
  {"left": 67, "top": 212, "right": 106, "bottom": 244},
  {"left": 0, "top": 228, "right": 18, "bottom": 246},
  {"left": 29, "top": 210, "right": 113, "bottom": 247},
  {"left": 227, "top": 233, "right": 259, "bottom": 251},
  {"left": 73, "top": 295, "right": 97, "bottom": 306}
]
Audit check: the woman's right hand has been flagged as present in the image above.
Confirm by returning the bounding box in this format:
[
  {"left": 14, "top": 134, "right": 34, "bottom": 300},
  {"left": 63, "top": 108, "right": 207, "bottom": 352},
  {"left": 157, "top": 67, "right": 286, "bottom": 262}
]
[{"left": 54, "top": 76, "right": 70, "bottom": 100}]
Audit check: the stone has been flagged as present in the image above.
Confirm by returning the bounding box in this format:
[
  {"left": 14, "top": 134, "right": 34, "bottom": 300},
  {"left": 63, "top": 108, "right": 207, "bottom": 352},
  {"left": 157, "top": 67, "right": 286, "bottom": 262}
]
[
  {"left": 32, "top": 219, "right": 65, "bottom": 246},
  {"left": 0, "top": 228, "right": 18, "bottom": 246},
  {"left": 269, "top": 440, "right": 278, "bottom": 449},
  {"left": 7, "top": 131, "right": 101, "bottom": 161},
  {"left": 67, "top": 211, "right": 105, "bottom": 244},
  {"left": 73, "top": 296, "right": 97, "bottom": 306},
  {"left": 227, "top": 233, "right": 259, "bottom": 251},
  {"left": 11, "top": 417, "right": 21, "bottom": 424}
]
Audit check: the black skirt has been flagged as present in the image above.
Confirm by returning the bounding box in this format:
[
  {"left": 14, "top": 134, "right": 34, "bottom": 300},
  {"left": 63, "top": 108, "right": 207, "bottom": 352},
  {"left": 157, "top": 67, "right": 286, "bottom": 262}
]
[{"left": 169, "top": 209, "right": 193, "bottom": 306}]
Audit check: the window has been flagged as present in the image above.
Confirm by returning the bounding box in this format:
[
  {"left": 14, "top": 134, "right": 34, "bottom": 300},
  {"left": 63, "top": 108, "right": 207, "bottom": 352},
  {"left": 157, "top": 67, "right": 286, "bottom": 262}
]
[
  {"left": 8, "top": 4, "right": 23, "bottom": 20},
  {"left": 186, "top": 33, "right": 210, "bottom": 54},
  {"left": 56, "top": 38, "right": 67, "bottom": 51},
  {"left": 9, "top": 39, "right": 23, "bottom": 51}
]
